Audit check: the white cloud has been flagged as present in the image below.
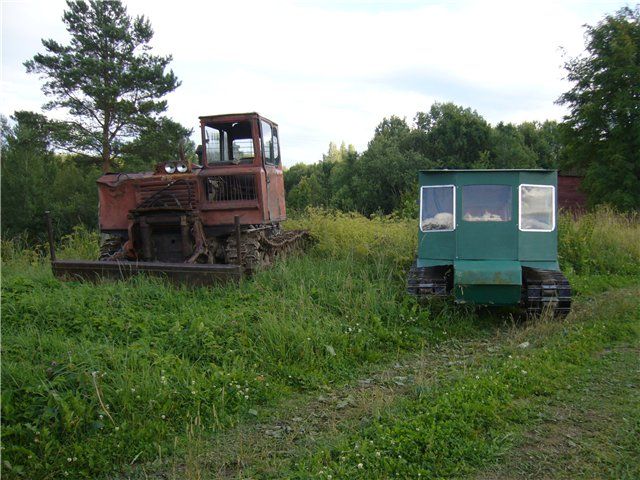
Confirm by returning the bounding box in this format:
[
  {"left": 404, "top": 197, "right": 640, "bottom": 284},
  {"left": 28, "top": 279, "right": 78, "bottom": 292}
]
[{"left": 1, "top": 0, "right": 629, "bottom": 165}]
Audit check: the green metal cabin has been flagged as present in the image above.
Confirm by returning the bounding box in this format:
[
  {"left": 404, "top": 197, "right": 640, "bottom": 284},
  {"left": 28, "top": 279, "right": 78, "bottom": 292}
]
[{"left": 407, "top": 169, "right": 571, "bottom": 315}]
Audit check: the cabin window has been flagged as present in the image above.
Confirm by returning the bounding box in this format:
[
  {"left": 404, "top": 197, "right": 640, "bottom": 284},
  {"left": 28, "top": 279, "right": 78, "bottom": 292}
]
[
  {"left": 420, "top": 185, "right": 455, "bottom": 232},
  {"left": 261, "top": 120, "right": 275, "bottom": 164},
  {"left": 231, "top": 138, "right": 254, "bottom": 161},
  {"left": 272, "top": 127, "right": 280, "bottom": 163},
  {"left": 519, "top": 184, "right": 555, "bottom": 231},
  {"left": 462, "top": 185, "right": 512, "bottom": 222},
  {"left": 203, "top": 121, "right": 254, "bottom": 164},
  {"left": 204, "top": 126, "right": 228, "bottom": 163}
]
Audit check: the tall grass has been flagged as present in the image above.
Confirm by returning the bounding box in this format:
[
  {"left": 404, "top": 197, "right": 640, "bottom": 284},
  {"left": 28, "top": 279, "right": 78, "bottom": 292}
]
[
  {"left": 0, "top": 214, "right": 473, "bottom": 479},
  {"left": 287, "top": 207, "right": 417, "bottom": 267},
  {"left": 558, "top": 206, "right": 640, "bottom": 275},
  {"left": 1, "top": 208, "right": 638, "bottom": 478}
]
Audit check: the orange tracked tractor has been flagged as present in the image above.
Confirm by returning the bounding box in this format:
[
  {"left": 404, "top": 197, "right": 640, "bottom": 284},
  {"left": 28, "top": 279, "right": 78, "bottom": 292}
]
[{"left": 47, "top": 112, "right": 309, "bottom": 285}]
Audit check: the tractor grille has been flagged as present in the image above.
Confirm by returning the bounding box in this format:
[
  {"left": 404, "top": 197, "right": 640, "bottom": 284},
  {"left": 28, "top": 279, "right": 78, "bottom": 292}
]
[
  {"left": 206, "top": 175, "right": 257, "bottom": 202},
  {"left": 137, "top": 179, "right": 197, "bottom": 209}
]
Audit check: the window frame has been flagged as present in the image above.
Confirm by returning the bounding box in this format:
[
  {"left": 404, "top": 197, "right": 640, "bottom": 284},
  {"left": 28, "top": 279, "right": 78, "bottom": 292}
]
[
  {"left": 419, "top": 184, "right": 456, "bottom": 233},
  {"left": 518, "top": 184, "right": 556, "bottom": 232}
]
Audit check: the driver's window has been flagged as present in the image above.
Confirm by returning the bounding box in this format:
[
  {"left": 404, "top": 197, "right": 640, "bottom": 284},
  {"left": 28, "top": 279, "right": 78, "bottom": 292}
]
[
  {"left": 204, "top": 126, "right": 228, "bottom": 163},
  {"left": 272, "top": 127, "right": 280, "bottom": 164},
  {"left": 261, "top": 120, "right": 275, "bottom": 164}
]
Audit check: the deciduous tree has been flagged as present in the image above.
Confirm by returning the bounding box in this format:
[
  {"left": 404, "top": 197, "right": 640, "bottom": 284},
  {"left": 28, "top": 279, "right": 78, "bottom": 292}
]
[{"left": 558, "top": 7, "right": 640, "bottom": 210}]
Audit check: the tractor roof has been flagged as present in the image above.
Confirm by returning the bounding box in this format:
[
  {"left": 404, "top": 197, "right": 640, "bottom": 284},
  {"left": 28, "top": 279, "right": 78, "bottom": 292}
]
[
  {"left": 198, "top": 112, "right": 277, "bottom": 126},
  {"left": 419, "top": 169, "right": 556, "bottom": 173}
]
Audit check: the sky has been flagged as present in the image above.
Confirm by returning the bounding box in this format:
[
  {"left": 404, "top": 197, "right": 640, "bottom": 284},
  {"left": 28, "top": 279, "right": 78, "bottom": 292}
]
[{"left": 0, "top": 0, "right": 632, "bottom": 166}]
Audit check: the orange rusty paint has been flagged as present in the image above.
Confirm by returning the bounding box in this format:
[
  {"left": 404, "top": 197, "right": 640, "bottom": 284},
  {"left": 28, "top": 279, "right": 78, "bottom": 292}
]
[{"left": 97, "top": 113, "right": 287, "bottom": 233}]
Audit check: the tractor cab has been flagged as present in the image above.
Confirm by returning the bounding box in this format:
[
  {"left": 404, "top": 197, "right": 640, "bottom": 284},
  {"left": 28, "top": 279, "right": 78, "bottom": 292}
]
[{"left": 408, "top": 169, "right": 571, "bottom": 315}]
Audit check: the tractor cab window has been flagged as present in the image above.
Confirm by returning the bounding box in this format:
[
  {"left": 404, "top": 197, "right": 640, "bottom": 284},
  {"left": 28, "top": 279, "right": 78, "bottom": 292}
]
[
  {"left": 462, "top": 185, "right": 512, "bottom": 222},
  {"left": 420, "top": 185, "right": 455, "bottom": 232},
  {"left": 519, "top": 184, "right": 555, "bottom": 231},
  {"left": 261, "top": 120, "right": 280, "bottom": 165},
  {"left": 203, "top": 121, "right": 254, "bottom": 164},
  {"left": 204, "top": 126, "right": 228, "bottom": 163}
]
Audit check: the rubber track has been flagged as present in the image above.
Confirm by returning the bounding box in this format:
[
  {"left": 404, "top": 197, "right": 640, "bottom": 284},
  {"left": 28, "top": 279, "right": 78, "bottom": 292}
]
[
  {"left": 225, "top": 228, "right": 310, "bottom": 271},
  {"left": 406, "top": 265, "right": 449, "bottom": 298},
  {"left": 523, "top": 269, "right": 572, "bottom": 317}
]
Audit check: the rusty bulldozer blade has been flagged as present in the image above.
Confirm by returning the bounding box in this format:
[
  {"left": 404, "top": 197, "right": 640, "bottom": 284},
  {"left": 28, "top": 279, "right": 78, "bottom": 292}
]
[
  {"left": 45, "top": 211, "right": 242, "bottom": 287},
  {"left": 51, "top": 259, "right": 242, "bottom": 286}
]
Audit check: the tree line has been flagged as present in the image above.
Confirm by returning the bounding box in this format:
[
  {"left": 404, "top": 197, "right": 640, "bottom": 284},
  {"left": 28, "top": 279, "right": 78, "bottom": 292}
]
[
  {"left": 285, "top": 105, "right": 564, "bottom": 215},
  {"left": 1, "top": 2, "right": 638, "bottom": 240}
]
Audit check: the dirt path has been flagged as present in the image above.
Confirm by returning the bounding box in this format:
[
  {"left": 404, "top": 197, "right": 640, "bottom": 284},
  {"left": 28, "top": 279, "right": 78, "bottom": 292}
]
[
  {"left": 474, "top": 344, "right": 640, "bottom": 480},
  {"left": 133, "top": 334, "right": 503, "bottom": 479},
  {"left": 199, "top": 338, "right": 499, "bottom": 478},
  {"left": 132, "top": 288, "right": 639, "bottom": 480}
]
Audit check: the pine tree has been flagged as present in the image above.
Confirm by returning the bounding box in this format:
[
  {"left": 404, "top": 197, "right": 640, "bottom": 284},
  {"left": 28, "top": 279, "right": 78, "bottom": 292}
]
[{"left": 25, "top": 0, "right": 180, "bottom": 172}]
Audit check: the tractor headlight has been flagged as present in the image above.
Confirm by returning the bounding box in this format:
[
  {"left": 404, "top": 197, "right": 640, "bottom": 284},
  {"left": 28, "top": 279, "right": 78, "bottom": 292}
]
[
  {"left": 164, "top": 162, "right": 176, "bottom": 174},
  {"left": 176, "top": 162, "right": 188, "bottom": 173}
]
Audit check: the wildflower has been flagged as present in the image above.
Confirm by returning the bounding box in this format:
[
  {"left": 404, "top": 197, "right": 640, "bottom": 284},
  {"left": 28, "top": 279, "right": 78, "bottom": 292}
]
[
  {"left": 161, "top": 415, "right": 166, "bottom": 420},
  {"left": 376, "top": 451, "right": 381, "bottom": 457},
  {"left": 67, "top": 457, "right": 72, "bottom": 462},
  {"left": 191, "top": 390, "right": 196, "bottom": 395},
  {"left": 115, "top": 426, "right": 120, "bottom": 431},
  {"left": 357, "top": 463, "right": 363, "bottom": 469},
  {"left": 131, "top": 388, "right": 136, "bottom": 392}
]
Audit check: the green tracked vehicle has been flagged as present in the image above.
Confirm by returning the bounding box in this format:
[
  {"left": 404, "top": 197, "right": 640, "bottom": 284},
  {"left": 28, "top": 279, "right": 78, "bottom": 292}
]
[{"left": 407, "top": 169, "right": 571, "bottom": 316}]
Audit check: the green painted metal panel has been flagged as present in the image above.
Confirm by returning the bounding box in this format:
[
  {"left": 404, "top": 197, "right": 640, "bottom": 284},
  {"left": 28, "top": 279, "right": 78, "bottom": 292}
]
[
  {"left": 454, "top": 285, "right": 522, "bottom": 305},
  {"left": 416, "top": 258, "right": 453, "bottom": 268},
  {"left": 416, "top": 169, "right": 559, "bottom": 265},
  {"left": 453, "top": 259, "right": 522, "bottom": 305},
  {"left": 417, "top": 170, "right": 457, "bottom": 261},
  {"left": 518, "top": 170, "right": 558, "bottom": 261},
  {"left": 454, "top": 260, "right": 522, "bottom": 285}
]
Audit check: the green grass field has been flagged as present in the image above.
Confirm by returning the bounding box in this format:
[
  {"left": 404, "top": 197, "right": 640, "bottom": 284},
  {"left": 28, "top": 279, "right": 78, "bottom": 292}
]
[{"left": 1, "top": 208, "right": 639, "bottom": 479}]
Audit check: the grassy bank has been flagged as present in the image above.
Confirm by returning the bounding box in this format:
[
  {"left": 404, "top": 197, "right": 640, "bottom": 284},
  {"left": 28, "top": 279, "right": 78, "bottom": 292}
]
[{"left": 1, "top": 208, "right": 638, "bottom": 478}]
